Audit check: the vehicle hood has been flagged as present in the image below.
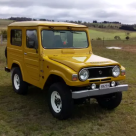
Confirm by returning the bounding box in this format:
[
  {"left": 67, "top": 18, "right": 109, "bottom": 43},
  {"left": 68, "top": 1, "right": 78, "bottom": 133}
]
[{"left": 48, "top": 54, "right": 120, "bottom": 72}]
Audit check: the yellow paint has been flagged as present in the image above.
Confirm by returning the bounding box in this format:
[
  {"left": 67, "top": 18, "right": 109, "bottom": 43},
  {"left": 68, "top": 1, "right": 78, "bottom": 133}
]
[{"left": 7, "top": 21, "right": 126, "bottom": 89}]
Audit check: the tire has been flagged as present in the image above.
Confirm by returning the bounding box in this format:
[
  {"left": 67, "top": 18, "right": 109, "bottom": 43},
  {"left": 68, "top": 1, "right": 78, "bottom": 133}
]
[
  {"left": 48, "top": 82, "right": 73, "bottom": 120},
  {"left": 96, "top": 92, "right": 122, "bottom": 110},
  {"left": 12, "top": 67, "right": 28, "bottom": 95},
  {"left": 5, "top": 47, "right": 7, "bottom": 59}
]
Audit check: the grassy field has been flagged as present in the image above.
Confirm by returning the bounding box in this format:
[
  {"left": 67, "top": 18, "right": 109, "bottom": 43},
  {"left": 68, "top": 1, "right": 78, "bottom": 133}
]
[
  {"left": 0, "top": 19, "right": 14, "bottom": 27},
  {"left": 0, "top": 19, "right": 14, "bottom": 31},
  {"left": 91, "top": 40, "right": 136, "bottom": 47},
  {"left": 89, "top": 28, "right": 136, "bottom": 40},
  {"left": 0, "top": 41, "right": 136, "bottom": 136}
]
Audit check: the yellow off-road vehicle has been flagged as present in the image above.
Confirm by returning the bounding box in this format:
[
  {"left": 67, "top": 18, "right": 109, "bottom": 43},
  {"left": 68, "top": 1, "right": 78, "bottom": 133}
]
[{"left": 5, "top": 21, "right": 128, "bottom": 120}]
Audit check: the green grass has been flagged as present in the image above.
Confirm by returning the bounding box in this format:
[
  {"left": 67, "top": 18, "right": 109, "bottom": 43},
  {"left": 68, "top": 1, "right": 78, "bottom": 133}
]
[
  {"left": 91, "top": 40, "right": 136, "bottom": 47},
  {"left": 0, "top": 41, "right": 136, "bottom": 136},
  {"left": 89, "top": 28, "right": 136, "bottom": 40}
]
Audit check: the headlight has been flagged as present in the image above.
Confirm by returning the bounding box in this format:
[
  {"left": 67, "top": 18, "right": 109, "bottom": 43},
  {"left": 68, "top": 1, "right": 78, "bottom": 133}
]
[
  {"left": 112, "top": 66, "right": 120, "bottom": 77},
  {"left": 79, "top": 69, "right": 89, "bottom": 81}
]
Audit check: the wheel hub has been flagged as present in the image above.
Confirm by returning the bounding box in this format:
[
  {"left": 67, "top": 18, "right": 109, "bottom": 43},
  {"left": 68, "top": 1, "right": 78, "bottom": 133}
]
[
  {"left": 14, "top": 74, "right": 20, "bottom": 90},
  {"left": 51, "top": 91, "right": 62, "bottom": 113},
  {"left": 55, "top": 97, "right": 61, "bottom": 106}
]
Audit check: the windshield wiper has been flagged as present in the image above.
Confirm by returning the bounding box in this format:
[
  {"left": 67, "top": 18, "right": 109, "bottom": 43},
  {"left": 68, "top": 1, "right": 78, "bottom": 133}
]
[{"left": 69, "top": 31, "right": 81, "bottom": 34}]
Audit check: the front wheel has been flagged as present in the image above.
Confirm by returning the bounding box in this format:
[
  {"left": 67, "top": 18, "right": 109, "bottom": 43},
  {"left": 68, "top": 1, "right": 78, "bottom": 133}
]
[
  {"left": 96, "top": 92, "right": 122, "bottom": 110},
  {"left": 48, "top": 82, "right": 73, "bottom": 120}
]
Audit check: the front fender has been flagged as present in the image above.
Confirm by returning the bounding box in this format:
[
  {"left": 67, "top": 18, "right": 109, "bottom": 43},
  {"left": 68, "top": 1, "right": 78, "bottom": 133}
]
[{"left": 41, "top": 57, "right": 78, "bottom": 88}]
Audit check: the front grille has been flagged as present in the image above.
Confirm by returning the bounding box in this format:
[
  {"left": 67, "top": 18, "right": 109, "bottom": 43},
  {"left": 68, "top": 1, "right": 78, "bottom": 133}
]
[
  {"left": 101, "top": 78, "right": 111, "bottom": 81},
  {"left": 87, "top": 66, "right": 114, "bottom": 79},
  {"left": 89, "top": 79, "right": 100, "bottom": 83}
]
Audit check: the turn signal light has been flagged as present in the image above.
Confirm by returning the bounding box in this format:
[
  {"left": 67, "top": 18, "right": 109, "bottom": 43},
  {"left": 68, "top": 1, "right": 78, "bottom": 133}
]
[
  {"left": 72, "top": 74, "right": 78, "bottom": 81},
  {"left": 121, "top": 70, "right": 125, "bottom": 76}
]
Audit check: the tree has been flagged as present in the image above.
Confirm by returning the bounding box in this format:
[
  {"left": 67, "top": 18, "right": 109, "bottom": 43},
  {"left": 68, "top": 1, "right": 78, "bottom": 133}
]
[
  {"left": 114, "top": 36, "right": 121, "bottom": 40},
  {"left": 96, "top": 37, "right": 102, "bottom": 40},
  {"left": 126, "top": 36, "right": 129, "bottom": 40},
  {"left": 78, "top": 20, "right": 82, "bottom": 24},
  {"left": 93, "top": 20, "right": 97, "bottom": 23},
  {"left": 125, "top": 32, "right": 130, "bottom": 40},
  {"left": 39, "top": 19, "right": 46, "bottom": 21},
  {"left": 126, "top": 32, "right": 130, "bottom": 36}
]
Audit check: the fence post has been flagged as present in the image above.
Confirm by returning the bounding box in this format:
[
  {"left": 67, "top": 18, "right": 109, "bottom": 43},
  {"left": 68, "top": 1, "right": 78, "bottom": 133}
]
[
  {"left": 0, "top": 35, "right": 3, "bottom": 44},
  {"left": 103, "top": 37, "right": 104, "bottom": 46}
]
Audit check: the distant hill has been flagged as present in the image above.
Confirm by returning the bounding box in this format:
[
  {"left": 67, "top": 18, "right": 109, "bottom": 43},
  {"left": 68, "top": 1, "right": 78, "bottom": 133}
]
[
  {"left": 88, "top": 23, "right": 121, "bottom": 29},
  {"left": 0, "top": 19, "right": 14, "bottom": 27}
]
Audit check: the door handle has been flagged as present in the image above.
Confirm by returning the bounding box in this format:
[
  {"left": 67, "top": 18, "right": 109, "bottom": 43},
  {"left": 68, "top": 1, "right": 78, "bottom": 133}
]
[{"left": 24, "top": 53, "right": 27, "bottom": 55}]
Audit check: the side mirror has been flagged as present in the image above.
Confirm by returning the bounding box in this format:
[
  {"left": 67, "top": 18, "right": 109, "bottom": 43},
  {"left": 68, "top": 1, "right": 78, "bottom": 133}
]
[{"left": 27, "top": 39, "right": 35, "bottom": 48}]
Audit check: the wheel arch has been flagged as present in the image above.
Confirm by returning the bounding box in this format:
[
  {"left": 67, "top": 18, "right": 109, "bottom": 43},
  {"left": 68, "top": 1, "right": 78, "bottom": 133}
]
[
  {"left": 43, "top": 74, "right": 66, "bottom": 90},
  {"left": 11, "top": 62, "right": 24, "bottom": 80}
]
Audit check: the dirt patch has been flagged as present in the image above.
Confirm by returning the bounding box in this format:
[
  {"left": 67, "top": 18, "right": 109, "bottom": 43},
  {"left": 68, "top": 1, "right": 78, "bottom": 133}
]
[
  {"left": 106, "top": 47, "right": 122, "bottom": 49},
  {"left": 105, "top": 44, "right": 136, "bottom": 53},
  {"left": 122, "top": 46, "right": 136, "bottom": 53},
  {"left": 0, "top": 43, "right": 7, "bottom": 46}
]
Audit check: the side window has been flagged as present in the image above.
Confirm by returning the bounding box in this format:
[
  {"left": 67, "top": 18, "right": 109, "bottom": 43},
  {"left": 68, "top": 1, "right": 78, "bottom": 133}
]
[
  {"left": 11, "top": 29, "right": 22, "bottom": 46},
  {"left": 26, "top": 30, "right": 38, "bottom": 49}
]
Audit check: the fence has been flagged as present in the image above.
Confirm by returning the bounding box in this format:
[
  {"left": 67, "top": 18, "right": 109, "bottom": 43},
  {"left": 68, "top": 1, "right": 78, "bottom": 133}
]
[
  {"left": 91, "top": 39, "right": 136, "bottom": 46},
  {"left": 0, "top": 34, "right": 7, "bottom": 44}
]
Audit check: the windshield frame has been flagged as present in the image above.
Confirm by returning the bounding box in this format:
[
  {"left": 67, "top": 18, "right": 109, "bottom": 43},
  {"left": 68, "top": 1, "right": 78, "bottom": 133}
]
[{"left": 41, "top": 29, "right": 89, "bottom": 49}]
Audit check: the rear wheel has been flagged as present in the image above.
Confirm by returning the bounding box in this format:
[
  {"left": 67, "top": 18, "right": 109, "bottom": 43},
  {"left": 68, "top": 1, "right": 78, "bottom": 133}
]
[
  {"left": 48, "top": 82, "right": 73, "bottom": 120},
  {"left": 12, "top": 67, "right": 28, "bottom": 95},
  {"left": 5, "top": 47, "right": 7, "bottom": 59},
  {"left": 96, "top": 92, "right": 122, "bottom": 110}
]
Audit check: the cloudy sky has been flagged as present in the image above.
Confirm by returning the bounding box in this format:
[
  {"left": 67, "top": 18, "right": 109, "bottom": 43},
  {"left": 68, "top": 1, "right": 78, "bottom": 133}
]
[{"left": 0, "top": 0, "right": 136, "bottom": 24}]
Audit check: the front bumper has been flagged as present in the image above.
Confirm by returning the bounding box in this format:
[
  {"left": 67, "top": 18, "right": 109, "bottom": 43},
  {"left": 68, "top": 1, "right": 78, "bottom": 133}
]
[{"left": 72, "top": 84, "right": 128, "bottom": 99}]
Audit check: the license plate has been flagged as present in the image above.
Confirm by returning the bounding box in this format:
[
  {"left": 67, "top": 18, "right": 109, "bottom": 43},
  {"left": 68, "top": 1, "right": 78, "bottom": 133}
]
[{"left": 100, "top": 83, "right": 110, "bottom": 90}]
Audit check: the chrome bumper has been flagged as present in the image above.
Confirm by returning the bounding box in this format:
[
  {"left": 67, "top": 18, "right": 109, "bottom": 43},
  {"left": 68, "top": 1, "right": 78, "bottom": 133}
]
[{"left": 72, "top": 84, "right": 128, "bottom": 99}]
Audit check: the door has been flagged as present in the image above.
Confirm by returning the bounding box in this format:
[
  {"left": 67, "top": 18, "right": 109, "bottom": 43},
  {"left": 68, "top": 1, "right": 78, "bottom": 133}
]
[{"left": 24, "top": 28, "right": 40, "bottom": 81}]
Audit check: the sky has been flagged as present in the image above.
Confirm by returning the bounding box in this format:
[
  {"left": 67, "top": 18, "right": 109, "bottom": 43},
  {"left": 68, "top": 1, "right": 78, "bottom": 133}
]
[{"left": 0, "top": 0, "right": 136, "bottom": 24}]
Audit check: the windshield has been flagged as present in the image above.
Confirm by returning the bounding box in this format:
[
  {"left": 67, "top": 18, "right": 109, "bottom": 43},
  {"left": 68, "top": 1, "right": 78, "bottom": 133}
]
[{"left": 41, "top": 30, "right": 88, "bottom": 49}]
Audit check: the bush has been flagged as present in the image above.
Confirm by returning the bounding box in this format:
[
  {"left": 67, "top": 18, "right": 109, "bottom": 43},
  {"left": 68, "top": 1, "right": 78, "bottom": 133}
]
[
  {"left": 96, "top": 37, "right": 102, "bottom": 40},
  {"left": 114, "top": 36, "right": 121, "bottom": 40},
  {"left": 126, "top": 32, "right": 130, "bottom": 36},
  {"left": 126, "top": 36, "right": 129, "bottom": 40}
]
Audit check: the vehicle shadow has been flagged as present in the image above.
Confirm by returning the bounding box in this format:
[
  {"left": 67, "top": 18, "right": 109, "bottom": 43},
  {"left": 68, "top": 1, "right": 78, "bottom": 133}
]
[{"left": 0, "top": 84, "right": 114, "bottom": 130}]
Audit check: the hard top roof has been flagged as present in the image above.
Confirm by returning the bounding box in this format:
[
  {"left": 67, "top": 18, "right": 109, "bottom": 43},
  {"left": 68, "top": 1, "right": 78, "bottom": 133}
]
[{"left": 8, "top": 21, "right": 87, "bottom": 28}]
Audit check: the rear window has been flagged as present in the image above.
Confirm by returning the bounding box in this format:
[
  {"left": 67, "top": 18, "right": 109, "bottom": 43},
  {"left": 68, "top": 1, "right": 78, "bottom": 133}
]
[{"left": 11, "top": 29, "right": 22, "bottom": 46}]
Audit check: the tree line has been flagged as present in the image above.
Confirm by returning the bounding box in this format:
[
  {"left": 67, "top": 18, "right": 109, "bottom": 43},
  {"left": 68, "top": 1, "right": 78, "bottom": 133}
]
[
  {"left": 7, "top": 17, "right": 136, "bottom": 31},
  {"left": 93, "top": 20, "right": 121, "bottom": 24}
]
